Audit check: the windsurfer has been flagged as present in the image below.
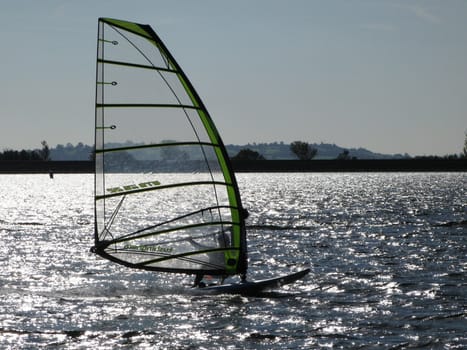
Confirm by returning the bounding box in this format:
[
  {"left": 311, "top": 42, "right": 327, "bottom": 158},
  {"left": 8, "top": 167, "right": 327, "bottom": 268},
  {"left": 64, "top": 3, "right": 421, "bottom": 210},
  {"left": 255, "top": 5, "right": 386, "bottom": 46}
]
[
  {"left": 190, "top": 230, "right": 230, "bottom": 287},
  {"left": 192, "top": 208, "right": 249, "bottom": 287}
]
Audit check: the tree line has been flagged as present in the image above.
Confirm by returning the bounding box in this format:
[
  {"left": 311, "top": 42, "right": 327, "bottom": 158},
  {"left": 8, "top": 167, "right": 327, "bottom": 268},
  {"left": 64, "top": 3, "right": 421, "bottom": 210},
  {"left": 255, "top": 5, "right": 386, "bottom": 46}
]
[
  {"left": 233, "top": 141, "right": 364, "bottom": 160},
  {"left": 0, "top": 141, "right": 50, "bottom": 161},
  {"left": 233, "top": 135, "right": 467, "bottom": 161},
  {"left": 2, "top": 135, "right": 467, "bottom": 161}
]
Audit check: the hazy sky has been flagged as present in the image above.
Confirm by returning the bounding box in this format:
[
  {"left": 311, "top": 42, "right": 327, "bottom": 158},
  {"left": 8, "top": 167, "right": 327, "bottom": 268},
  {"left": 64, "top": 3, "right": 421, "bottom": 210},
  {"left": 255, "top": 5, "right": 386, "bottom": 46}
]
[{"left": 1, "top": 0, "right": 466, "bottom": 156}]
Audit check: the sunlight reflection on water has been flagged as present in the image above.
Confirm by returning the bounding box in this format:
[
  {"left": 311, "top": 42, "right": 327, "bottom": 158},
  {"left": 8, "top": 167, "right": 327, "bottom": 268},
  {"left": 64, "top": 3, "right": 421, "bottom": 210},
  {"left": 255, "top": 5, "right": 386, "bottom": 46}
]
[{"left": 0, "top": 173, "right": 465, "bottom": 348}]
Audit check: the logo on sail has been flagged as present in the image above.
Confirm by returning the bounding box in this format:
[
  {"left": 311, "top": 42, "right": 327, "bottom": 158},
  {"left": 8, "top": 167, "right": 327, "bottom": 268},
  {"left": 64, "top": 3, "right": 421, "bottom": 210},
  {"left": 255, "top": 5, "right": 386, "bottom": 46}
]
[
  {"left": 107, "top": 180, "right": 161, "bottom": 194},
  {"left": 123, "top": 244, "right": 174, "bottom": 254}
]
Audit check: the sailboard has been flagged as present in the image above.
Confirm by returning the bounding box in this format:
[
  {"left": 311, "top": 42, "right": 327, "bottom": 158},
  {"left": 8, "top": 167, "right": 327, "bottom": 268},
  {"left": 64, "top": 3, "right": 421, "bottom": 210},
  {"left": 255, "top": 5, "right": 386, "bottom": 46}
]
[
  {"left": 92, "top": 18, "right": 309, "bottom": 294},
  {"left": 199, "top": 268, "right": 311, "bottom": 296}
]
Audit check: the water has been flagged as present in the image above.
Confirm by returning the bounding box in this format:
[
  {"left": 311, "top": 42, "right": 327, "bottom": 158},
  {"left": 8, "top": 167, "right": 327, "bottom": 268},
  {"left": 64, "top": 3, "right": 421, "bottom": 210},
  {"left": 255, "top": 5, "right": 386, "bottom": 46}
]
[{"left": 0, "top": 172, "right": 465, "bottom": 349}]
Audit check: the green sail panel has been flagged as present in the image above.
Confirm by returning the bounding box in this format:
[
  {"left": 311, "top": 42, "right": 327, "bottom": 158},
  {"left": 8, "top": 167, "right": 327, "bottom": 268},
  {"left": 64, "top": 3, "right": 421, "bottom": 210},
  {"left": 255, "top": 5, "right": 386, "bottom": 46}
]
[{"left": 93, "top": 18, "right": 247, "bottom": 276}]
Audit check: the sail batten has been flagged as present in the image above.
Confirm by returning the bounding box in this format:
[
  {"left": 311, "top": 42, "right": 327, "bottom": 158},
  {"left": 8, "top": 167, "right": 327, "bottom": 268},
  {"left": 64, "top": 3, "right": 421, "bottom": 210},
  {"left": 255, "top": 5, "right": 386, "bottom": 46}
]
[
  {"left": 96, "top": 180, "right": 235, "bottom": 200},
  {"left": 94, "top": 18, "right": 247, "bottom": 276},
  {"left": 96, "top": 141, "right": 221, "bottom": 154},
  {"left": 99, "top": 220, "right": 239, "bottom": 245},
  {"left": 129, "top": 247, "right": 241, "bottom": 267},
  {"left": 96, "top": 103, "right": 201, "bottom": 109},
  {"left": 98, "top": 58, "right": 177, "bottom": 73}
]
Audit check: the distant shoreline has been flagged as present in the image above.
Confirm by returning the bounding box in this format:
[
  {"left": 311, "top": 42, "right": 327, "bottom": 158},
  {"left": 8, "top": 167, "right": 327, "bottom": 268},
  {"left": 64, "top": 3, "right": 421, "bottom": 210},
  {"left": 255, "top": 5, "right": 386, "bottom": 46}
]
[
  {"left": 0, "top": 159, "right": 465, "bottom": 173},
  {"left": 232, "top": 159, "right": 467, "bottom": 172}
]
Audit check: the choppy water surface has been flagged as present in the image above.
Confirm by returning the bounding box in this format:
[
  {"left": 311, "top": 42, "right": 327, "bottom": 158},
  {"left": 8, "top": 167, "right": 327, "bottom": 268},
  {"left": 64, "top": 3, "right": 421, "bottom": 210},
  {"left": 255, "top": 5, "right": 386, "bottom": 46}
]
[{"left": 0, "top": 173, "right": 465, "bottom": 349}]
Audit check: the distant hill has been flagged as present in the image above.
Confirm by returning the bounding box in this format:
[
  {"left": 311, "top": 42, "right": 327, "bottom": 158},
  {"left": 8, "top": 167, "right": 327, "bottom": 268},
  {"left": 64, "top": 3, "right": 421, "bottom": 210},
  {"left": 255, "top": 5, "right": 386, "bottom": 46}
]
[
  {"left": 50, "top": 143, "right": 94, "bottom": 161},
  {"left": 44, "top": 141, "right": 408, "bottom": 160},
  {"left": 225, "top": 142, "right": 409, "bottom": 160}
]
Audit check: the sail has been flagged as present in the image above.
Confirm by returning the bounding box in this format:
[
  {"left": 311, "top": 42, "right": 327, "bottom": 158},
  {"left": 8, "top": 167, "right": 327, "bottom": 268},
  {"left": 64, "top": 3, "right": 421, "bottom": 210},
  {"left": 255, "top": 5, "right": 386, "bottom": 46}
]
[{"left": 93, "top": 18, "right": 247, "bottom": 276}]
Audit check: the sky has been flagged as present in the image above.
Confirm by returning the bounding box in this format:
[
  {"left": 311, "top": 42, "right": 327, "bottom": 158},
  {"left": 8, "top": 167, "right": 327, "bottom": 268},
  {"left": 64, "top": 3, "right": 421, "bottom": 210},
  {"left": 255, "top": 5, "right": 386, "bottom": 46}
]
[{"left": 1, "top": 0, "right": 466, "bottom": 156}]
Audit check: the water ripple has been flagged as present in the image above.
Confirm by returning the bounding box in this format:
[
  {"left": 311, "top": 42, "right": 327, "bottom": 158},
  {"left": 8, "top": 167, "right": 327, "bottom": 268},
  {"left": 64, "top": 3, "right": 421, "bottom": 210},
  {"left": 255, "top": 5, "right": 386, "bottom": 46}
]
[{"left": 0, "top": 173, "right": 465, "bottom": 348}]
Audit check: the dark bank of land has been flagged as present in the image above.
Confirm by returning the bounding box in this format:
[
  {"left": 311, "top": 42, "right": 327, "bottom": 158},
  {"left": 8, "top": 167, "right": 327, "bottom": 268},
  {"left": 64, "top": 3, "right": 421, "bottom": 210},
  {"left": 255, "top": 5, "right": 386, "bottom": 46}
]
[
  {"left": 0, "top": 159, "right": 465, "bottom": 174},
  {"left": 232, "top": 159, "right": 467, "bottom": 172}
]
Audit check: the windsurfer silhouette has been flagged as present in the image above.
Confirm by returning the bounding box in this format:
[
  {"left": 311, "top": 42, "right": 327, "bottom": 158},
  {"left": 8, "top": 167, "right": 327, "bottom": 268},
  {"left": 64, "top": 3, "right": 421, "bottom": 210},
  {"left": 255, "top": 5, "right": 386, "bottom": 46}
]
[
  {"left": 191, "top": 208, "right": 249, "bottom": 287},
  {"left": 190, "top": 230, "right": 230, "bottom": 287}
]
